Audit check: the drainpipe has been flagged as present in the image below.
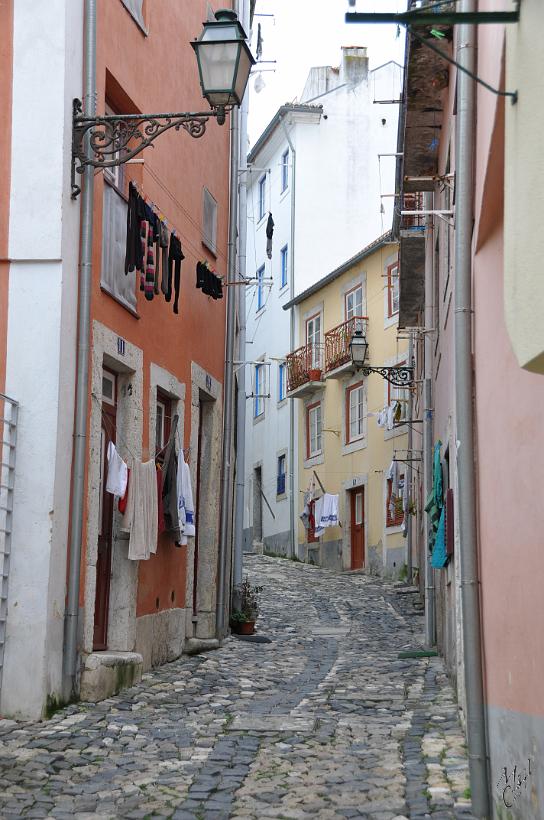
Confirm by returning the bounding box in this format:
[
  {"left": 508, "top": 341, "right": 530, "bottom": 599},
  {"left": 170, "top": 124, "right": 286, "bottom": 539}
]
[
  {"left": 454, "top": 3, "right": 490, "bottom": 815},
  {"left": 406, "top": 332, "right": 413, "bottom": 583},
  {"left": 63, "top": 0, "right": 96, "bottom": 694},
  {"left": 279, "top": 115, "right": 296, "bottom": 558},
  {"left": 217, "top": 12, "right": 241, "bottom": 637},
  {"left": 423, "top": 191, "right": 436, "bottom": 646},
  {"left": 233, "top": 0, "right": 250, "bottom": 588}
]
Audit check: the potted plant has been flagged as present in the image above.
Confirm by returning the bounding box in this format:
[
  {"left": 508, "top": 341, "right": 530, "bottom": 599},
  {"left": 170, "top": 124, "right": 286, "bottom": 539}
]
[
  {"left": 308, "top": 368, "right": 322, "bottom": 382},
  {"left": 230, "top": 577, "right": 263, "bottom": 635}
]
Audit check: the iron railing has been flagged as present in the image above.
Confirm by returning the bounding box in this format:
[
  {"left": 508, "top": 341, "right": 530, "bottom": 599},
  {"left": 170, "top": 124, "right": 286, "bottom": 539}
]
[
  {"left": 325, "top": 316, "right": 368, "bottom": 373},
  {"left": 0, "top": 393, "right": 18, "bottom": 697},
  {"left": 286, "top": 342, "right": 324, "bottom": 392}
]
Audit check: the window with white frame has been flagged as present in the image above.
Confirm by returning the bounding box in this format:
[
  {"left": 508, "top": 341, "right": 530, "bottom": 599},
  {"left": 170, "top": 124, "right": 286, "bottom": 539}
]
[
  {"left": 345, "top": 284, "right": 364, "bottom": 321},
  {"left": 387, "top": 261, "right": 400, "bottom": 317},
  {"left": 155, "top": 389, "right": 172, "bottom": 454},
  {"left": 202, "top": 187, "right": 218, "bottom": 255},
  {"left": 280, "top": 245, "right": 288, "bottom": 288},
  {"left": 306, "top": 402, "right": 322, "bottom": 458},
  {"left": 388, "top": 363, "right": 409, "bottom": 423},
  {"left": 346, "top": 381, "right": 365, "bottom": 443},
  {"left": 256, "top": 265, "right": 265, "bottom": 311},
  {"left": 254, "top": 364, "right": 266, "bottom": 418},
  {"left": 258, "top": 174, "right": 266, "bottom": 221},
  {"left": 278, "top": 362, "right": 286, "bottom": 402},
  {"left": 281, "top": 149, "right": 289, "bottom": 192},
  {"left": 306, "top": 312, "right": 322, "bottom": 369}
]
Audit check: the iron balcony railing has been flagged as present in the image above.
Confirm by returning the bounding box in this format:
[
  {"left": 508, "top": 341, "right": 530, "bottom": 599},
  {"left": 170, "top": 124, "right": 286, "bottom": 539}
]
[
  {"left": 286, "top": 342, "right": 324, "bottom": 392},
  {"left": 325, "top": 316, "right": 368, "bottom": 373}
]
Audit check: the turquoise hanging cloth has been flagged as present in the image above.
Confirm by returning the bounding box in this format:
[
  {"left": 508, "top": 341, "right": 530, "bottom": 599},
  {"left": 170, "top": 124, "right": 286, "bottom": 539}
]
[
  {"left": 425, "top": 440, "right": 443, "bottom": 551},
  {"left": 431, "top": 506, "right": 448, "bottom": 568}
]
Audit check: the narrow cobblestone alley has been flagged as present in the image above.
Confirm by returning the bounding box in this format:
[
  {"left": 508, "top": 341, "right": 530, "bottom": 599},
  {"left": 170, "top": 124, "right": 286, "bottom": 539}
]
[{"left": 0, "top": 557, "right": 474, "bottom": 820}]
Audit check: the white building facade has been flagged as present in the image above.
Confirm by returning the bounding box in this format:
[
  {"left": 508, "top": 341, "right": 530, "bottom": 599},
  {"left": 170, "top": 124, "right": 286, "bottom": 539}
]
[{"left": 243, "top": 48, "right": 402, "bottom": 556}]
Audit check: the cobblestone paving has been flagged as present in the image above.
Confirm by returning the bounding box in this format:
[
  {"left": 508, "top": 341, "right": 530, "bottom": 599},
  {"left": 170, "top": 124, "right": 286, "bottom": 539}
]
[{"left": 0, "top": 556, "right": 474, "bottom": 819}]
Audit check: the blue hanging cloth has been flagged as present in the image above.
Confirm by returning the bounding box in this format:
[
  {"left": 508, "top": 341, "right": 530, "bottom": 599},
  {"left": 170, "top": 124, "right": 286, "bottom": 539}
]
[{"left": 431, "top": 506, "right": 448, "bottom": 568}]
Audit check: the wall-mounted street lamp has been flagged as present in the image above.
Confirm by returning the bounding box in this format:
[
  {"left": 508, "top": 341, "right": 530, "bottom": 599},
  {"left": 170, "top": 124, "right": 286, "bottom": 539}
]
[
  {"left": 350, "top": 330, "right": 413, "bottom": 387},
  {"left": 71, "top": 9, "right": 255, "bottom": 198}
]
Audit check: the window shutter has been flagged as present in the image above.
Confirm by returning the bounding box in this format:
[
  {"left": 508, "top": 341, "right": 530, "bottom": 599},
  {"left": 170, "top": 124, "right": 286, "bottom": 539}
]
[
  {"left": 101, "top": 185, "right": 137, "bottom": 311},
  {"left": 121, "top": 0, "right": 145, "bottom": 27},
  {"left": 202, "top": 188, "right": 218, "bottom": 255}
]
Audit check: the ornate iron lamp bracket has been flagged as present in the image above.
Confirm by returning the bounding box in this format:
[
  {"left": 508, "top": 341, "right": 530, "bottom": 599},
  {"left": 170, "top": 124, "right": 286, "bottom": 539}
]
[
  {"left": 361, "top": 365, "right": 414, "bottom": 387},
  {"left": 71, "top": 98, "right": 225, "bottom": 199}
]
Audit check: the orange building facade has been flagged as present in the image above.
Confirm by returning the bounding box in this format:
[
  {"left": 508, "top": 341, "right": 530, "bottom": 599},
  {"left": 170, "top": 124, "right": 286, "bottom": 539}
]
[{"left": 0, "top": 0, "right": 232, "bottom": 717}]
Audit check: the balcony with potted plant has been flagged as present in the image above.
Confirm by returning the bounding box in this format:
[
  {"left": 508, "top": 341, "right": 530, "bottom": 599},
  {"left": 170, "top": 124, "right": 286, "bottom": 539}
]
[{"left": 285, "top": 342, "right": 325, "bottom": 398}]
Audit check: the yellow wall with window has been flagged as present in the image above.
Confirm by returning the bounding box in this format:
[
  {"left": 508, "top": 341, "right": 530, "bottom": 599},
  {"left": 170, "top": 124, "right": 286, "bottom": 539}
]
[{"left": 291, "top": 235, "right": 410, "bottom": 576}]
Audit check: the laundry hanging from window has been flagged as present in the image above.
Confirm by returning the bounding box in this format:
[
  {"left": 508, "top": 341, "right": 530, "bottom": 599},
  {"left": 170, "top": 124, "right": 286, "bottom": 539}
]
[
  {"left": 266, "top": 212, "right": 274, "bottom": 259},
  {"left": 196, "top": 260, "right": 223, "bottom": 299}
]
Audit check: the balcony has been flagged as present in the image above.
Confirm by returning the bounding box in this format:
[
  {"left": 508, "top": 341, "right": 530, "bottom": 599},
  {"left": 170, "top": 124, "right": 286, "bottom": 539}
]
[
  {"left": 286, "top": 343, "right": 324, "bottom": 398},
  {"left": 324, "top": 316, "right": 368, "bottom": 379}
]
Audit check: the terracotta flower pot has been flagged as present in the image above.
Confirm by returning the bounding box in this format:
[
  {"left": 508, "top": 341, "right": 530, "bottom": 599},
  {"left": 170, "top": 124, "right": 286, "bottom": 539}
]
[
  {"left": 231, "top": 620, "right": 255, "bottom": 635},
  {"left": 308, "top": 368, "right": 322, "bottom": 381}
]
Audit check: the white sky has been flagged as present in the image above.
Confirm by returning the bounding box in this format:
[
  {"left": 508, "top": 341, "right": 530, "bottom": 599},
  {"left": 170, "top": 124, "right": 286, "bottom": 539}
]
[{"left": 247, "top": 0, "right": 406, "bottom": 146}]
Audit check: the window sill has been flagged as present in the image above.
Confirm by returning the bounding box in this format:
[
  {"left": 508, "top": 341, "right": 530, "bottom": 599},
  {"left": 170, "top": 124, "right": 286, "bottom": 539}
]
[
  {"left": 201, "top": 239, "right": 218, "bottom": 259},
  {"left": 277, "top": 398, "right": 288, "bottom": 408},
  {"left": 279, "top": 283, "right": 289, "bottom": 296},
  {"left": 253, "top": 412, "right": 265, "bottom": 425},
  {"left": 279, "top": 187, "right": 289, "bottom": 202},
  {"left": 342, "top": 437, "right": 367, "bottom": 456},
  {"left": 276, "top": 492, "right": 287, "bottom": 502},
  {"left": 257, "top": 214, "right": 267, "bottom": 229},
  {"left": 384, "top": 312, "right": 399, "bottom": 330},
  {"left": 100, "top": 285, "right": 140, "bottom": 319},
  {"left": 304, "top": 452, "right": 324, "bottom": 470}
]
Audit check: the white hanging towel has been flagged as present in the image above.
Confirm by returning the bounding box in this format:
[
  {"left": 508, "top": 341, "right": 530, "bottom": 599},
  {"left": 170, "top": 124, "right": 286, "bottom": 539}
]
[
  {"left": 106, "top": 441, "right": 128, "bottom": 498},
  {"left": 177, "top": 453, "right": 196, "bottom": 544},
  {"left": 386, "top": 459, "right": 400, "bottom": 516},
  {"left": 315, "top": 493, "right": 340, "bottom": 535},
  {"left": 314, "top": 496, "right": 325, "bottom": 537},
  {"left": 122, "top": 459, "right": 158, "bottom": 561}
]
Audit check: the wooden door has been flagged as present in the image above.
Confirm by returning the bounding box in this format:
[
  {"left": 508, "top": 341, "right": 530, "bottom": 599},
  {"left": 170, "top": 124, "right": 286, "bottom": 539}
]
[
  {"left": 350, "top": 488, "right": 364, "bottom": 569},
  {"left": 93, "top": 371, "right": 116, "bottom": 650}
]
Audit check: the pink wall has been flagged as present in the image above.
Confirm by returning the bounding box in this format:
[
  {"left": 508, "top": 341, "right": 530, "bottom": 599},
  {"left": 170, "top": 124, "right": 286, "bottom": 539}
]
[{"left": 473, "top": 28, "right": 544, "bottom": 717}]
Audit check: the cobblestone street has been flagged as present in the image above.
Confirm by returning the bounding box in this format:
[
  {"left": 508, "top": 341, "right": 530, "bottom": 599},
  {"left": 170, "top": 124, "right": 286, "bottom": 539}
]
[{"left": 0, "top": 557, "right": 473, "bottom": 819}]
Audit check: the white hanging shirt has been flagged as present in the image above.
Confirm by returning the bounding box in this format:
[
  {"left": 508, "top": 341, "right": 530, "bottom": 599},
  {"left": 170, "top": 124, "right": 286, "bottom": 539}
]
[{"left": 106, "top": 442, "right": 128, "bottom": 498}]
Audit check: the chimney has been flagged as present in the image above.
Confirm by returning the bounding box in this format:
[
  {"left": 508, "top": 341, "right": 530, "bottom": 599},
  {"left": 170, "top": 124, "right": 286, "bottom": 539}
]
[{"left": 340, "top": 46, "right": 368, "bottom": 86}]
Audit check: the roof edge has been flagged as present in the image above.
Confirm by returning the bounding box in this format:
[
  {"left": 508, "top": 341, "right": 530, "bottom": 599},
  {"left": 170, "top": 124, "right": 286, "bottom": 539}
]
[{"left": 247, "top": 103, "right": 323, "bottom": 163}]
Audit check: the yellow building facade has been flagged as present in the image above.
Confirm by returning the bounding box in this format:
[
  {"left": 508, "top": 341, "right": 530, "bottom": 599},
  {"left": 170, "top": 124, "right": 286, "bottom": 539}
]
[{"left": 284, "top": 233, "right": 410, "bottom": 577}]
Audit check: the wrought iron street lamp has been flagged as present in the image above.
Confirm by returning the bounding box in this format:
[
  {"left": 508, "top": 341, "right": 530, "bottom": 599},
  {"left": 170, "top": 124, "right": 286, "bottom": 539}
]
[
  {"left": 350, "top": 330, "right": 413, "bottom": 387},
  {"left": 71, "top": 9, "right": 254, "bottom": 198}
]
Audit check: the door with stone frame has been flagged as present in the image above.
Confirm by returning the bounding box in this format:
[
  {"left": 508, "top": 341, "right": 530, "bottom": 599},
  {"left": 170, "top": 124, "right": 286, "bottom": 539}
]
[
  {"left": 350, "top": 487, "right": 365, "bottom": 570},
  {"left": 94, "top": 369, "right": 117, "bottom": 650}
]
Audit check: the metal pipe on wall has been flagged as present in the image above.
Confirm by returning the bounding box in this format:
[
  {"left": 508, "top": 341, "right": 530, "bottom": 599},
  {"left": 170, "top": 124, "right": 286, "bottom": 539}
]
[
  {"left": 63, "top": 0, "right": 97, "bottom": 694},
  {"left": 423, "top": 192, "right": 436, "bottom": 647},
  {"left": 406, "top": 332, "right": 414, "bottom": 582},
  {"left": 279, "top": 115, "right": 296, "bottom": 558},
  {"left": 232, "top": 0, "right": 250, "bottom": 589},
  {"left": 454, "top": 2, "right": 490, "bottom": 814}
]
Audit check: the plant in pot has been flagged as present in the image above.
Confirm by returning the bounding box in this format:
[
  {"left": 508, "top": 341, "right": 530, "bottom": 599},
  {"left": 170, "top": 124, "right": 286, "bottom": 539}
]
[
  {"left": 308, "top": 367, "right": 322, "bottom": 382},
  {"left": 230, "top": 577, "right": 263, "bottom": 635}
]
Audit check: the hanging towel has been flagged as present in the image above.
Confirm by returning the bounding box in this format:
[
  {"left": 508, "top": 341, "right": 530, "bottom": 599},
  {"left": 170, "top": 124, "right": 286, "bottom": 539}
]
[
  {"left": 431, "top": 506, "right": 448, "bottom": 568},
  {"left": 122, "top": 459, "right": 158, "bottom": 561},
  {"left": 266, "top": 213, "right": 274, "bottom": 259},
  {"left": 386, "top": 402, "right": 400, "bottom": 430},
  {"left": 177, "top": 453, "right": 196, "bottom": 545},
  {"left": 317, "top": 493, "right": 339, "bottom": 529},
  {"left": 118, "top": 468, "right": 130, "bottom": 514},
  {"left": 106, "top": 442, "right": 128, "bottom": 498},
  {"left": 314, "top": 496, "right": 325, "bottom": 538},
  {"left": 300, "top": 491, "right": 312, "bottom": 530},
  {"left": 376, "top": 408, "right": 388, "bottom": 428}
]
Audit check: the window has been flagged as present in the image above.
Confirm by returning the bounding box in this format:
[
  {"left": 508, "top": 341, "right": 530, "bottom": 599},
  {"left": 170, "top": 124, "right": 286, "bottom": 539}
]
[
  {"left": 278, "top": 363, "right": 286, "bottom": 402},
  {"left": 306, "top": 313, "right": 322, "bottom": 369},
  {"left": 281, "top": 149, "right": 289, "bottom": 192},
  {"left": 386, "top": 474, "right": 405, "bottom": 527},
  {"left": 388, "top": 363, "right": 409, "bottom": 423},
  {"left": 277, "top": 455, "right": 286, "bottom": 495},
  {"left": 155, "top": 390, "right": 172, "bottom": 454},
  {"left": 346, "top": 382, "right": 365, "bottom": 443},
  {"left": 256, "top": 265, "right": 265, "bottom": 311},
  {"left": 345, "top": 284, "right": 363, "bottom": 321},
  {"left": 258, "top": 174, "right": 266, "bottom": 221},
  {"left": 101, "top": 184, "right": 137, "bottom": 311},
  {"left": 306, "top": 402, "right": 322, "bottom": 459},
  {"left": 387, "top": 261, "right": 400, "bottom": 317},
  {"left": 254, "top": 364, "right": 265, "bottom": 418},
  {"left": 307, "top": 499, "right": 319, "bottom": 543},
  {"left": 280, "top": 245, "right": 288, "bottom": 289},
  {"left": 202, "top": 187, "right": 218, "bottom": 255},
  {"left": 102, "top": 371, "right": 116, "bottom": 406}
]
